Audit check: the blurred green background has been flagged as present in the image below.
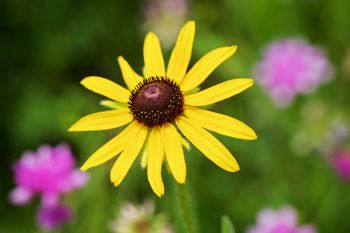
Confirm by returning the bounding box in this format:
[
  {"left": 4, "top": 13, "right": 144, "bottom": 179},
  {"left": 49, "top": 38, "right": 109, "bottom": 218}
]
[{"left": 1, "top": 0, "right": 350, "bottom": 232}]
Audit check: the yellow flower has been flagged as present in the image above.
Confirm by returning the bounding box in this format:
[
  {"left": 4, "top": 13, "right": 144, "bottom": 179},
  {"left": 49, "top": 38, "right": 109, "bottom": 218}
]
[{"left": 69, "top": 21, "right": 257, "bottom": 197}]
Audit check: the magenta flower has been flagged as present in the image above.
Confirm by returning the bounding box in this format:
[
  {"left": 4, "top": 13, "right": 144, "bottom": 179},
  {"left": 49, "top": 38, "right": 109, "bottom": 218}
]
[
  {"left": 9, "top": 143, "right": 88, "bottom": 205},
  {"left": 9, "top": 143, "right": 88, "bottom": 230},
  {"left": 247, "top": 206, "right": 317, "bottom": 233},
  {"left": 255, "top": 38, "right": 332, "bottom": 107},
  {"left": 330, "top": 149, "right": 350, "bottom": 181},
  {"left": 37, "top": 202, "right": 73, "bottom": 231}
]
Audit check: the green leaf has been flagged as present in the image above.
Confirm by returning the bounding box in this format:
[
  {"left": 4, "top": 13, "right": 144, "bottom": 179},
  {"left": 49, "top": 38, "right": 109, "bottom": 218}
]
[{"left": 221, "top": 215, "right": 235, "bottom": 233}]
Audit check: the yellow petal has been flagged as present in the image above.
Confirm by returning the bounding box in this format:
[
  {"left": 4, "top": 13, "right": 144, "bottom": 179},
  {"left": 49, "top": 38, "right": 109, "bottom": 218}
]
[
  {"left": 117, "top": 56, "right": 143, "bottom": 90},
  {"left": 143, "top": 32, "right": 165, "bottom": 78},
  {"left": 180, "top": 46, "right": 237, "bottom": 92},
  {"left": 81, "top": 76, "right": 130, "bottom": 103},
  {"left": 185, "top": 78, "right": 253, "bottom": 106},
  {"left": 161, "top": 123, "right": 186, "bottom": 183},
  {"left": 68, "top": 109, "right": 132, "bottom": 132},
  {"left": 167, "top": 21, "right": 195, "bottom": 83},
  {"left": 184, "top": 106, "right": 257, "bottom": 140},
  {"left": 175, "top": 116, "right": 239, "bottom": 172},
  {"left": 110, "top": 122, "right": 148, "bottom": 186},
  {"left": 80, "top": 121, "right": 137, "bottom": 171},
  {"left": 147, "top": 127, "right": 165, "bottom": 197}
]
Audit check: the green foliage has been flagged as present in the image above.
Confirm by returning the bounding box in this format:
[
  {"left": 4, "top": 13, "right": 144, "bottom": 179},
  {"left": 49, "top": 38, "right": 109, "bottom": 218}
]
[{"left": 1, "top": 0, "right": 350, "bottom": 233}]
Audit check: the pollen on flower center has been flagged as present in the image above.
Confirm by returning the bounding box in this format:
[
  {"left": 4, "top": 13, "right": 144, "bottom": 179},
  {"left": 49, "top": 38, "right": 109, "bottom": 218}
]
[{"left": 129, "top": 76, "right": 184, "bottom": 127}]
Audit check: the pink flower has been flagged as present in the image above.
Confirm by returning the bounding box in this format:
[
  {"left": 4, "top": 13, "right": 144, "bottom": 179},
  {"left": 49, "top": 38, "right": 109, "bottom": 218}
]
[
  {"left": 330, "top": 149, "right": 350, "bottom": 180},
  {"left": 9, "top": 143, "right": 88, "bottom": 205},
  {"left": 247, "top": 206, "right": 317, "bottom": 233},
  {"left": 255, "top": 39, "right": 332, "bottom": 107},
  {"left": 9, "top": 143, "right": 88, "bottom": 230},
  {"left": 37, "top": 202, "right": 73, "bottom": 231}
]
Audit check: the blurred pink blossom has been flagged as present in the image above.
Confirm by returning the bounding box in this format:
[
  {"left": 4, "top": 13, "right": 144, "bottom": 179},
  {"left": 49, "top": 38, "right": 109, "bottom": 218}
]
[
  {"left": 9, "top": 143, "right": 88, "bottom": 205},
  {"left": 247, "top": 206, "right": 317, "bottom": 233},
  {"left": 9, "top": 143, "right": 88, "bottom": 230},
  {"left": 37, "top": 202, "right": 73, "bottom": 231},
  {"left": 255, "top": 38, "right": 333, "bottom": 107},
  {"left": 330, "top": 149, "right": 350, "bottom": 181}
]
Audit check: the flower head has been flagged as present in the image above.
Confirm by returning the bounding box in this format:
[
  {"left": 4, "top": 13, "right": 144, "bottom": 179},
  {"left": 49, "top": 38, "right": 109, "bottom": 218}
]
[
  {"left": 9, "top": 143, "right": 88, "bottom": 205},
  {"left": 69, "top": 21, "right": 256, "bottom": 196},
  {"left": 9, "top": 143, "right": 87, "bottom": 230},
  {"left": 330, "top": 149, "right": 350, "bottom": 181},
  {"left": 255, "top": 38, "right": 332, "bottom": 107},
  {"left": 37, "top": 202, "right": 73, "bottom": 231},
  {"left": 247, "top": 206, "right": 317, "bottom": 233},
  {"left": 109, "top": 200, "right": 172, "bottom": 233}
]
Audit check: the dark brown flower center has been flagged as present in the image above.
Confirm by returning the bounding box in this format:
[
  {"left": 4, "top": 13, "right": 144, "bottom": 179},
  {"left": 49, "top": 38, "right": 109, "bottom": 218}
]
[{"left": 129, "top": 76, "right": 184, "bottom": 127}]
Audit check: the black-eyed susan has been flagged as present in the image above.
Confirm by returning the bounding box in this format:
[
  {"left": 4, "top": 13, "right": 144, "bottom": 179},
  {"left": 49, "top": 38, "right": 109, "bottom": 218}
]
[{"left": 69, "top": 21, "right": 257, "bottom": 197}]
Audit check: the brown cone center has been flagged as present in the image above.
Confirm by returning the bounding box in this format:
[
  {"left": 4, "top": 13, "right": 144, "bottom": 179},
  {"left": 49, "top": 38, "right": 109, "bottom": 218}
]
[{"left": 129, "top": 77, "right": 184, "bottom": 127}]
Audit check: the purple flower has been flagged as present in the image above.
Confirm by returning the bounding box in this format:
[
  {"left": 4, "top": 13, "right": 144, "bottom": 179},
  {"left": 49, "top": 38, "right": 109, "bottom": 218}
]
[
  {"left": 255, "top": 38, "right": 332, "bottom": 107},
  {"left": 9, "top": 143, "right": 88, "bottom": 230},
  {"left": 330, "top": 149, "right": 350, "bottom": 180},
  {"left": 9, "top": 143, "right": 88, "bottom": 205},
  {"left": 37, "top": 202, "right": 73, "bottom": 231},
  {"left": 247, "top": 206, "right": 317, "bottom": 233}
]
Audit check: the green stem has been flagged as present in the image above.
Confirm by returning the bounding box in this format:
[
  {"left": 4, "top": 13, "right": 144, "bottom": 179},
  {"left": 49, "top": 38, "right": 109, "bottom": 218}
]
[{"left": 174, "top": 182, "right": 199, "bottom": 233}]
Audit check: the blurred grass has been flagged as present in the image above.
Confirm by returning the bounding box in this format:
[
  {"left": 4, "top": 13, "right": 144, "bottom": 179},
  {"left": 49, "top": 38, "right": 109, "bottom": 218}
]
[{"left": 1, "top": 0, "right": 350, "bottom": 233}]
